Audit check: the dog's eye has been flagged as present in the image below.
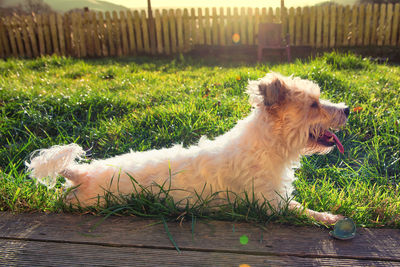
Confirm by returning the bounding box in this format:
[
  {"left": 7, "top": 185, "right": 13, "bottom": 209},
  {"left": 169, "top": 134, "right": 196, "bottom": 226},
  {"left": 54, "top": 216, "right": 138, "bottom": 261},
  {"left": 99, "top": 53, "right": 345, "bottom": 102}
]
[{"left": 311, "top": 101, "right": 319, "bottom": 108}]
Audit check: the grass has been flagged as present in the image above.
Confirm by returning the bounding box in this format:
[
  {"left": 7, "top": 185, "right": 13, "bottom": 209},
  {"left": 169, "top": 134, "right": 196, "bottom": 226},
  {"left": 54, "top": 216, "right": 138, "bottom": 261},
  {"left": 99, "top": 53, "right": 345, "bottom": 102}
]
[{"left": 0, "top": 52, "right": 399, "bottom": 228}]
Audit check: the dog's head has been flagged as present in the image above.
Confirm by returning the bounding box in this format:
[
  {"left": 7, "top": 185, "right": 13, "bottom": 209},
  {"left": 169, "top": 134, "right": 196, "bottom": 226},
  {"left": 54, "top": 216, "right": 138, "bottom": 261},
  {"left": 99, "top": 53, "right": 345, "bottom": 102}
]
[{"left": 247, "top": 72, "right": 349, "bottom": 155}]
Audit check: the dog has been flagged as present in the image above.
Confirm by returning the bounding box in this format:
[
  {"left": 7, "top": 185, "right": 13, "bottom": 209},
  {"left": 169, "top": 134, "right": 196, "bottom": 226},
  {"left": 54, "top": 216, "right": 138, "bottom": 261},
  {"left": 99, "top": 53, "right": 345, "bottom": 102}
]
[{"left": 26, "top": 72, "right": 349, "bottom": 224}]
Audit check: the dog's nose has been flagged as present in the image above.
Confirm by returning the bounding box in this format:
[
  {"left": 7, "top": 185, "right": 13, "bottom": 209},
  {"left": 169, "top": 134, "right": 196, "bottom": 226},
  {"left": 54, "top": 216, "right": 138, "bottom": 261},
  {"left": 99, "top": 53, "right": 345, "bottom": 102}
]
[{"left": 344, "top": 107, "right": 350, "bottom": 117}]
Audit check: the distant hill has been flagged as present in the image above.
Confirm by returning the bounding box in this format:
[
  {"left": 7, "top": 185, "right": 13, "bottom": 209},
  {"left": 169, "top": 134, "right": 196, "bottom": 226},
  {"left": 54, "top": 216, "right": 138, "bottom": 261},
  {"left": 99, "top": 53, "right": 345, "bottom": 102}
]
[{"left": 1, "top": 0, "right": 129, "bottom": 13}]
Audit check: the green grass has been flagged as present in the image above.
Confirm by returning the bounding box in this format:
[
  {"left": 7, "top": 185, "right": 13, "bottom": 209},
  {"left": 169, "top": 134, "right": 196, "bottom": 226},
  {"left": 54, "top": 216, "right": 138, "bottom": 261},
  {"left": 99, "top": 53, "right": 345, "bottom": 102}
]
[{"left": 0, "top": 52, "right": 399, "bottom": 228}]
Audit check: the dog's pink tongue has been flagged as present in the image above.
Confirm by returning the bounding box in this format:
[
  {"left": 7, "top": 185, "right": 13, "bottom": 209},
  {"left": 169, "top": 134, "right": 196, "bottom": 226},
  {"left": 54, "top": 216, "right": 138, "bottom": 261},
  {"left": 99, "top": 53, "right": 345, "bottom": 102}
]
[{"left": 325, "top": 131, "right": 344, "bottom": 154}]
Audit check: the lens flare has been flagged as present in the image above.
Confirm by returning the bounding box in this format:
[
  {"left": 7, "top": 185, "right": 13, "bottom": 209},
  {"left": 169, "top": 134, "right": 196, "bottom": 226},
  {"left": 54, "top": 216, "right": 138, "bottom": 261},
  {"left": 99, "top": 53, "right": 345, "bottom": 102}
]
[
  {"left": 239, "top": 235, "right": 249, "bottom": 245},
  {"left": 232, "top": 33, "right": 240, "bottom": 44}
]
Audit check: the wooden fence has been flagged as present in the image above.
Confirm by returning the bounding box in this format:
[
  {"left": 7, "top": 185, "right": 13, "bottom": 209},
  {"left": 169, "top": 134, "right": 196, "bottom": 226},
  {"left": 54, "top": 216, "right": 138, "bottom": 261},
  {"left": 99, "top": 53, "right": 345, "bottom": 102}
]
[{"left": 0, "top": 3, "right": 399, "bottom": 58}]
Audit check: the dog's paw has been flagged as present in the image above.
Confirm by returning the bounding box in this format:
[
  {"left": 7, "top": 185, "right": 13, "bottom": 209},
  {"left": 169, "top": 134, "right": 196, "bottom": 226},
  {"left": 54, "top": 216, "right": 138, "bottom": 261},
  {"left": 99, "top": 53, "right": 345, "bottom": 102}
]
[{"left": 315, "top": 212, "right": 345, "bottom": 225}]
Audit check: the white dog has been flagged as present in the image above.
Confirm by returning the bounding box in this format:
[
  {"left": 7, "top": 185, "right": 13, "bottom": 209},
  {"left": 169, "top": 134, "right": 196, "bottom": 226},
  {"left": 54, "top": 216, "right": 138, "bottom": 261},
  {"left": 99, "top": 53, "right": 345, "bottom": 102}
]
[{"left": 27, "top": 73, "right": 349, "bottom": 224}]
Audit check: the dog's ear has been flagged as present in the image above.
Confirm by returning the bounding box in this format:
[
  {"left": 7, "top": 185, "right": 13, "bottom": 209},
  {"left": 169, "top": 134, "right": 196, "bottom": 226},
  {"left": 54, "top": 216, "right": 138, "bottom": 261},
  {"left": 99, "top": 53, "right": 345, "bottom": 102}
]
[
  {"left": 247, "top": 73, "right": 288, "bottom": 107},
  {"left": 258, "top": 78, "right": 286, "bottom": 106}
]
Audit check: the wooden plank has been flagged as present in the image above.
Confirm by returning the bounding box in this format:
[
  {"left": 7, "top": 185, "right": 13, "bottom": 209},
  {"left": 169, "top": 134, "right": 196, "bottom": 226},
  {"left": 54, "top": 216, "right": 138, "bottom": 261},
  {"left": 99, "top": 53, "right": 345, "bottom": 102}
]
[
  {"left": 112, "top": 11, "right": 122, "bottom": 56},
  {"left": 7, "top": 17, "right": 18, "bottom": 57},
  {"left": 330, "top": 5, "right": 336, "bottom": 47},
  {"left": 309, "top": 6, "right": 316, "bottom": 47},
  {"left": 13, "top": 17, "right": 24, "bottom": 57},
  {"left": 190, "top": 8, "right": 197, "bottom": 46},
  {"left": 36, "top": 15, "right": 46, "bottom": 56},
  {"left": 57, "top": 13, "right": 66, "bottom": 55},
  {"left": 240, "top": 7, "right": 246, "bottom": 45},
  {"left": 288, "top": 7, "right": 295, "bottom": 46},
  {"left": 384, "top": 3, "right": 393, "bottom": 46},
  {"left": 378, "top": 4, "right": 386, "bottom": 46},
  {"left": 343, "top": 5, "right": 351, "bottom": 46},
  {"left": 26, "top": 16, "right": 38, "bottom": 57},
  {"left": 357, "top": 4, "right": 365, "bottom": 46},
  {"left": 90, "top": 12, "right": 101, "bottom": 57},
  {"left": 247, "top": 8, "right": 254, "bottom": 45},
  {"left": 77, "top": 13, "right": 87, "bottom": 57},
  {"left": 316, "top": 6, "right": 323, "bottom": 48},
  {"left": 155, "top": 9, "right": 163, "bottom": 54},
  {"left": 197, "top": 8, "right": 204, "bottom": 45},
  {"left": 84, "top": 11, "right": 94, "bottom": 57},
  {"left": 350, "top": 5, "right": 358, "bottom": 46},
  {"left": 21, "top": 16, "right": 32, "bottom": 58},
  {"left": 141, "top": 10, "right": 150, "bottom": 54},
  {"left": 42, "top": 14, "right": 52, "bottom": 54},
  {"left": 133, "top": 11, "right": 143, "bottom": 53},
  {"left": 1, "top": 239, "right": 396, "bottom": 267},
  {"left": 219, "top": 7, "right": 226, "bottom": 46},
  {"left": 211, "top": 7, "right": 218, "bottom": 45},
  {"left": 322, "top": 5, "right": 329, "bottom": 48},
  {"left": 1, "top": 213, "right": 400, "bottom": 263},
  {"left": 269, "top": 7, "right": 274, "bottom": 23},
  {"left": 364, "top": 4, "right": 372, "bottom": 45},
  {"left": 371, "top": 3, "right": 379, "bottom": 45},
  {"left": 105, "top": 11, "right": 115, "bottom": 56},
  {"left": 225, "top": 8, "right": 232, "bottom": 45},
  {"left": 98, "top": 12, "right": 108, "bottom": 56},
  {"left": 233, "top": 7, "right": 239, "bottom": 45},
  {"left": 392, "top": 3, "right": 400, "bottom": 46},
  {"left": 336, "top": 5, "right": 343, "bottom": 46},
  {"left": 120, "top": 11, "right": 129, "bottom": 55},
  {"left": 204, "top": 8, "right": 211, "bottom": 45},
  {"left": 70, "top": 13, "right": 79, "bottom": 57},
  {"left": 281, "top": 6, "right": 287, "bottom": 38},
  {"left": 0, "top": 20, "right": 4, "bottom": 58},
  {"left": 161, "top": 9, "right": 170, "bottom": 55},
  {"left": 176, "top": 9, "right": 184, "bottom": 52},
  {"left": 169, "top": 9, "right": 177, "bottom": 53},
  {"left": 126, "top": 11, "right": 136, "bottom": 55},
  {"left": 63, "top": 13, "right": 72, "bottom": 56},
  {"left": 0, "top": 18, "right": 11, "bottom": 57},
  {"left": 254, "top": 8, "right": 260, "bottom": 45},
  {"left": 302, "top": 7, "right": 309, "bottom": 45},
  {"left": 295, "top": 7, "right": 302, "bottom": 46},
  {"left": 49, "top": 13, "right": 59, "bottom": 55},
  {"left": 183, "top": 8, "right": 190, "bottom": 52}
]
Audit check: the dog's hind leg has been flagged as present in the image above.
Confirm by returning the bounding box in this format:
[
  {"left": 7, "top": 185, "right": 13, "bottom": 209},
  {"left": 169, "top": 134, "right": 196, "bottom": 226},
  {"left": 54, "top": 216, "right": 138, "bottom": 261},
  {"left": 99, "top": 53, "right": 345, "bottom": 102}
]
[{"left": 289, "top": 200, "right": 344, "bottom": 224}]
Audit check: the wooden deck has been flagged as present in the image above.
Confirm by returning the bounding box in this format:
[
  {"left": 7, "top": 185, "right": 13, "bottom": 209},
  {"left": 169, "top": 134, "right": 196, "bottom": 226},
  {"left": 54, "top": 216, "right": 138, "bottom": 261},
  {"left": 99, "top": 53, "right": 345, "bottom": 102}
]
[{"left": 0, "top": 212, "right": 399, "bottom": 266}]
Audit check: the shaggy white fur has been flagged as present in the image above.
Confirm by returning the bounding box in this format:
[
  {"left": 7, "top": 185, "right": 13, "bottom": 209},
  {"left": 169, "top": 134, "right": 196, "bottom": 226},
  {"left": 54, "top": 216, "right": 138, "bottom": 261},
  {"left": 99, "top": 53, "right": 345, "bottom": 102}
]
[{"left": 26, "top": 72, "right": 349, "bottom": 224}]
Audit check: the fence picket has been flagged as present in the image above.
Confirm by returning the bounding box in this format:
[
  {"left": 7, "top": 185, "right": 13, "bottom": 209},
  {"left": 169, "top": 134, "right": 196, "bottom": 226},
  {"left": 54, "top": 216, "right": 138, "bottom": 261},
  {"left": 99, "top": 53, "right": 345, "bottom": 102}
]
[
  {"left": 49, "top": 13, "right": 59, "bottom": 55},
  {"left": 378, "top": 4, "right": 386, "bottom": 46},
  {"left": 391, "top": 3, "right": 400, "bottom": 46},
  {"left": 336, "top": 5, "right": 343, "bottom": 46},
  {"left": 21, "top": 16, "right": 32, "bottom": 57},
  {"left": 169, "top": 9, "right": 177, "bottom": 53},
  {"left": 248, "top": 8, "right": 254, "bottom": 45},
  {"left": 0, "top": 19, "right": 11, "bottom": 57},
  {"left": 309, "top": 6, "right": 316, "bottom": 46},
  {"left": 212, "top": 7, "right": 218, "bottom": 45},
  {"left": 384, "top": 4, "right": 393, "bottom": 45},
  {"left": 343, "top": 5, "right": 350, "bottom": 46},
  {"left": 98, "top": 12, "right": 108, "bottom": 56},
  {"left": 26, "top": 16, "right": 39, "bottom": 57},
  {"left": 133, "top": 11, "right": 143, "bottom": 53},
  {"left": 183, "top": 8, "right": 190, "bottom": 51},
  {"left": 57, "top": 13, "right": 66, "bottom": 55},
  {"left": 316, "top": 6, "right": 323, "bottom": 48},
  {"left": 126, "top": 11, "right": 136, "bottom": 55},
  {"left": 155, "top": 9, "right": 163, "bottom": 54},
  {"left": 371, "top": 4, "right": 379, "bottom": 45},
  {"left": 219, "top": 7, "right": 226, "bottom": 46},
  {"left": 14, "top": 17, "right": 24, "bottom": 56},
  {"left": 295, "top": 7, "right": 301, "bottom": 45},
  {"left": 364, "top": 4, "right": 372, "bottom": 45},
  {"left": 330, "top": 5, "right": 336, "bottom": 47},
  {"left": 204, "top": 8, "right": 211, "bottom": 45},
  {"left": 302, "top": 7, "right": 309, "bottom": 45},
  {"left": 141, "top": 10, "right": 150, "bottom": 54},
  {"left": 190, "top": 8, "right": 197, "bottom": 46},
  {"left": 357, "top": 4, "right": 365, "bottom": 46},
  {"left": 176, "top": 9, "right": 184, "bottom": 52},
  {"left": 225, "top": 8, "right": 232, "bottom": 45},
  {"left": 288, "top": 7, "right": 295, "bottom": 46},
  {"left": 162, "top": 9, "right": 170, "bottom": 55}
]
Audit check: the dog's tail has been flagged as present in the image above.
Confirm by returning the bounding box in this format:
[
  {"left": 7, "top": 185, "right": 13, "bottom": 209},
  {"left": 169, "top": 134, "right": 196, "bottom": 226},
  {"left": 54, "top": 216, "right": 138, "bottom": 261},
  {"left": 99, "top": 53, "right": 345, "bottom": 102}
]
[{"left": 26, "top": 144, "right": 85, "bottom": 188}]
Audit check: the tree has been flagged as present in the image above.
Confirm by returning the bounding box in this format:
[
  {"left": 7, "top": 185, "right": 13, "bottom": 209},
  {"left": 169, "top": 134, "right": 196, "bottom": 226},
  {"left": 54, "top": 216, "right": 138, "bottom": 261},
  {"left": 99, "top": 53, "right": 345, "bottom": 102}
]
[{"left": 19, "top": 0, "right": 53, "bottom": 14}]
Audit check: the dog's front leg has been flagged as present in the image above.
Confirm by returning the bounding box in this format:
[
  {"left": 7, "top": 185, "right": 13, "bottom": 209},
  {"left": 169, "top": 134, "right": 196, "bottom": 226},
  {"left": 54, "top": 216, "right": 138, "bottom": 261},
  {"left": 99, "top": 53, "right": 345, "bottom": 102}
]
[{"left": 289, "top": 200, "right": 344, "bottom": 224}]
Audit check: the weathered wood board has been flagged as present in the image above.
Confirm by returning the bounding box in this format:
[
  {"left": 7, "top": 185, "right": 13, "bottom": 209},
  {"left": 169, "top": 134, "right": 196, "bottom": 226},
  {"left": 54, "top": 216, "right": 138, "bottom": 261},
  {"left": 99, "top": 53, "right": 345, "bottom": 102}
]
[{"left": 0, "top": 212, "right": 399, "bottom": 266}]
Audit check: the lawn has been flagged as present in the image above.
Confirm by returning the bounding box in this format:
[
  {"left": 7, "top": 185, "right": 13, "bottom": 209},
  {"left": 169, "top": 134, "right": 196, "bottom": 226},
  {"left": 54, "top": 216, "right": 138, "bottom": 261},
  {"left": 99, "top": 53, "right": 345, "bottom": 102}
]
[{"left": 0, "top": 52, "right": 399, "bottom": 228}]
